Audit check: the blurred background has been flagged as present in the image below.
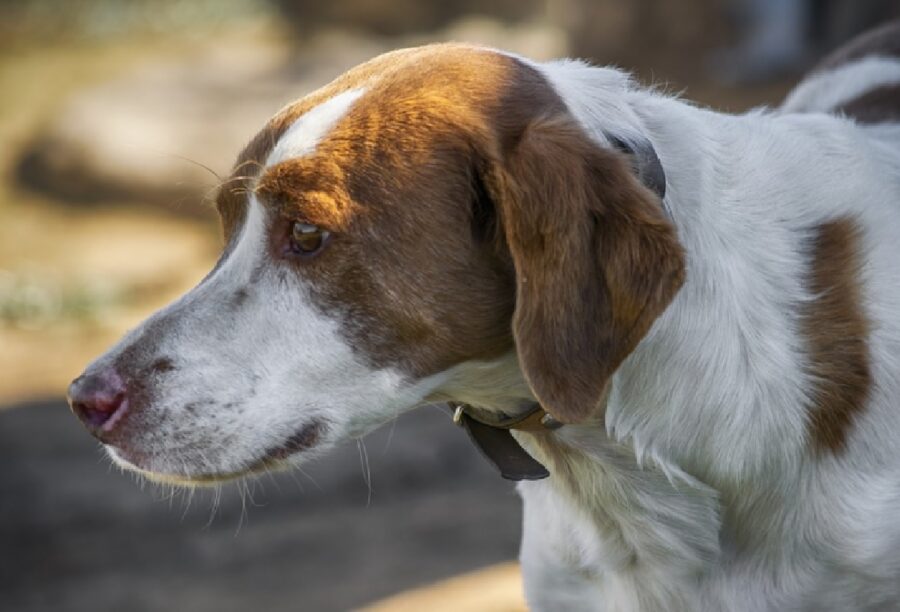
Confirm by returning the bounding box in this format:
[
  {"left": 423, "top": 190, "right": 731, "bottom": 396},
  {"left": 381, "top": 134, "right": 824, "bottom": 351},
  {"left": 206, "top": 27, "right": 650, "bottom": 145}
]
[{"left": 1, "top": 1, "right": 898, "bottom": 610}]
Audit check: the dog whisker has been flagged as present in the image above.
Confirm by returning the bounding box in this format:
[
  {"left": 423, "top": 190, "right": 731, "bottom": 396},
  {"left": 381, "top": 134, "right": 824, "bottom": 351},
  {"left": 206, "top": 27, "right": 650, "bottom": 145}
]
[
  {"left": 204, "top": 484, "right": 222, "bottom": 530},
  {"left": 230, "top": 159, "right": 265, "bottom": 177},
  {"left": 180, "top": 485, "right": 196, "bottom": 522},
  {"left": 294, "top": 465, "right": 321, "bottom": 492},
  {"left": 264, "top": 469, "right": 283, "bottom": 495},
  {"left": 159, "top": 151, "right": 223, "bottom": 182},
  {"left": 357, "top": 438, "right": 373, "bottom": 508},
  {"left": 381, "top": 416, "right": 399, "bottom": 457},
  {"left": 235, "top": 480, "right": 249, "bottom": 537},
  {"left": 244, "top": 477, "right": 263, "bottom": 508}
]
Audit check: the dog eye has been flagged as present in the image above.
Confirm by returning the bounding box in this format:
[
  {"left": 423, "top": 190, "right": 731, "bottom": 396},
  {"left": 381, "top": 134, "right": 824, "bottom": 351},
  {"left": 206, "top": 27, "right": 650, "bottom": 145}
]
[{"left": 289, "top": 221, "right": 330, "bottom": 256}]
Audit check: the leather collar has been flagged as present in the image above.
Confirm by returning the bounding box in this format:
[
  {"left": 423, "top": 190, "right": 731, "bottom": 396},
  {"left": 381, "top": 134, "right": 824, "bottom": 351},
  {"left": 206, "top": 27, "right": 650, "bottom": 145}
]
[
  {"left": 608, "top": 134, "right": 667, "bottom": 201},
  {"left": 448, "top": 402, "right": 558, "bottom": 481}
]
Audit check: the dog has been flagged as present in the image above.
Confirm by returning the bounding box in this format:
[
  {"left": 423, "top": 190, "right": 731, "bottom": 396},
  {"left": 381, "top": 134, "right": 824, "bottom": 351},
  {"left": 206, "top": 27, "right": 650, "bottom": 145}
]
[{"left": 68, "top": 22, "right": 900, "bottom": 611}]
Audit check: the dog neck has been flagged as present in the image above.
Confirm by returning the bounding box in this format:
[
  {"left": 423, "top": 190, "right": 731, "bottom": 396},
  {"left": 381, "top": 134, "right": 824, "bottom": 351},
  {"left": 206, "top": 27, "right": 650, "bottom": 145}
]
[
  {"left": 426, "top": 352, "right": 537, "bottom": 414},
  {"left": 430, "top": 348, "right": 725, "bottom": 601}
]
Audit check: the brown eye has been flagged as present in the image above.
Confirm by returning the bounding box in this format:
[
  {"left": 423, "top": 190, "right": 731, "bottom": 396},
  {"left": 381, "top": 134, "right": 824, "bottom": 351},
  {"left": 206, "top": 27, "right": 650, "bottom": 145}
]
[{"left": 289, "top": 221, "right": 330, "bottom": 256}]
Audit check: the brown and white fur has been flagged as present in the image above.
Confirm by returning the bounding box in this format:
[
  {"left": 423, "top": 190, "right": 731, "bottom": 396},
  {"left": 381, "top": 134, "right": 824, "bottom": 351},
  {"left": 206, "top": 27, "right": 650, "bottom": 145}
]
[{"left": 68, "top": 23, "right": 900, "bottom": 611}]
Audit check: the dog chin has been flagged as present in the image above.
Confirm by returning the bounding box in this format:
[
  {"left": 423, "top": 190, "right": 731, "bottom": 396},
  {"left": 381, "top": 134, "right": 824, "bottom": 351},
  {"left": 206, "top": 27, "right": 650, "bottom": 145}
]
[
  {"left": 105, "top": 419, "right": 331, "bottom": 487},
  {"left": 105, "top": 446, "right": 311, "bottom": 487}
]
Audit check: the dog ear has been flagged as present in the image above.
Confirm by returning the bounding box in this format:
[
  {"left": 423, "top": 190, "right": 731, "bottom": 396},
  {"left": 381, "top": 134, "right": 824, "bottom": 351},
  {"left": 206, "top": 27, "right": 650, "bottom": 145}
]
[{"left": 487, "top": 116, "right": 685, "bottom": 424}]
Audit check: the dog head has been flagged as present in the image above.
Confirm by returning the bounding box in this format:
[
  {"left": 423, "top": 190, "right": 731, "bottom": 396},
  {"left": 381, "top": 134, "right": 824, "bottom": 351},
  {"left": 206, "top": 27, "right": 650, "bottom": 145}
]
[{"left": 67, "top": 44, "right": 684, "bottom": 484}]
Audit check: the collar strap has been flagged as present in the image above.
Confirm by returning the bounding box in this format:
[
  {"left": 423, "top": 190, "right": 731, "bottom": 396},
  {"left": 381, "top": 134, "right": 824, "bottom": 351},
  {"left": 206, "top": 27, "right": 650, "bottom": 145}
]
[
  {"left": 451, "top": 402, "right": 563, "bottom": 432},
  {"left": 607, "top": 134, "right": 671, "bottom": 216},
  {"left": 448, "top": 402, "right": 556, "bottom": 481}
]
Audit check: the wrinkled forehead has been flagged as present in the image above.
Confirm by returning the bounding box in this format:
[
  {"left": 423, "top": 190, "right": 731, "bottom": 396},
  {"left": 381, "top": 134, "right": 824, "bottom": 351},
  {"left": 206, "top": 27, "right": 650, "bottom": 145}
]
[{"left": 215, "top": 44, "right": 561, "bottom": 235}]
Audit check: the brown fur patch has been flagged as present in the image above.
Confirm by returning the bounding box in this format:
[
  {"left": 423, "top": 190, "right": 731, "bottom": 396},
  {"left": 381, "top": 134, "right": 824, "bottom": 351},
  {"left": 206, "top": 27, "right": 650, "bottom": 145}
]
[
  {"left": 802, "top": 218, "right": 871, "bottom": 454},
  {"left": 214, "top": 44, "right": 684, "bottom": 422},
  {"left": 836, "top": 83, "right": 900, "bottom": 124}
]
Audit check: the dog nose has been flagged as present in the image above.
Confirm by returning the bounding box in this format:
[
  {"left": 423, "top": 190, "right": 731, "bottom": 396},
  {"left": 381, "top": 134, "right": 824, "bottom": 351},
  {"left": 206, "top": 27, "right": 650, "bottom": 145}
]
[{"left": 67, "top": 370, "right": 128, "bottom": 439}]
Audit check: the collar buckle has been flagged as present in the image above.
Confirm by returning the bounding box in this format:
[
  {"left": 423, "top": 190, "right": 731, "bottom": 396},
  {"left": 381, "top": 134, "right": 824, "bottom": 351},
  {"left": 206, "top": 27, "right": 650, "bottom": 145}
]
[
  {"left": 452, "top": 404, "right": 466, "bottom": 427},
  {"left": 447, "top": 402, "right": 555, "bottom": 481}
]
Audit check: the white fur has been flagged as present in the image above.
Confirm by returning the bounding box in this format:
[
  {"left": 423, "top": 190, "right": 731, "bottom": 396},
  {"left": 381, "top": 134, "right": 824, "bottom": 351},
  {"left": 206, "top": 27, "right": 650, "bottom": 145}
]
[
  {"left": 499, "top": 59, "right": 900, "bottom": 611},
  {"left": 266, "top": 88, "right": 365, "bottom": 167},
  {"left": 782, "top": 56, "right": 900, "bottom": 115},
  {"left": 424, "top": 55, "right": 900, "bottom": 610},
  {"left": 80, "top": 45, "right": 900, "bottom": 609}
]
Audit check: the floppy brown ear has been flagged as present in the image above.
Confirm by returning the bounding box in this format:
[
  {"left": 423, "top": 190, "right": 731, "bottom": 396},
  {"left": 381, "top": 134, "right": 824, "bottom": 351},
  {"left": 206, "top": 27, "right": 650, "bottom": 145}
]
[{"left": 489, "top": 116, "right": 685, "bottom": 424}]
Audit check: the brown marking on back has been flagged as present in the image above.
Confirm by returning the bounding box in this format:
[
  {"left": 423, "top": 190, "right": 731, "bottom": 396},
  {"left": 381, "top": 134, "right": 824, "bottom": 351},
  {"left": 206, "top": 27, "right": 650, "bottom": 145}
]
[
  {"left": 815, "top": 20, "right": 900, "bottom": 72},
  {"left": 836, "top": 83, "right": 900, "bottom": 124},
  {"left": 802, "top": 218, "right": 872, "bottom": 454}
]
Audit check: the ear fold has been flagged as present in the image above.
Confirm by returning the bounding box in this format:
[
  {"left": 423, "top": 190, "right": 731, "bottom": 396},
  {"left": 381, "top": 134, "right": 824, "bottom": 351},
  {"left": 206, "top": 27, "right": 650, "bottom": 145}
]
[{"left": 488, "top": 116, "right": 685, "bottom": 424}]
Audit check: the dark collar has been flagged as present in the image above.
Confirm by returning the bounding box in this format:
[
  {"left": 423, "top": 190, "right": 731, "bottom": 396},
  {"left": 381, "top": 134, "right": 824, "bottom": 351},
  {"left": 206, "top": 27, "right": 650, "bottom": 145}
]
[
  {"left": 608, "top": 134, "right": 668, "bottom": 201},
  {"left": 447, "top": 402, "right": 559, "bottom": 481}
]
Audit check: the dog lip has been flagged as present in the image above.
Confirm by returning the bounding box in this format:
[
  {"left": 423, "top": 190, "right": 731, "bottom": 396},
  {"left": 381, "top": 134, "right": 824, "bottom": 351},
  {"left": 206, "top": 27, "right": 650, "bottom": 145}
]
[
  {"left": 105, "top": 420, "right": 329, "bottom": 486},
  {"left": 263, "top": 420, "right": 326, "bottom": 461}
]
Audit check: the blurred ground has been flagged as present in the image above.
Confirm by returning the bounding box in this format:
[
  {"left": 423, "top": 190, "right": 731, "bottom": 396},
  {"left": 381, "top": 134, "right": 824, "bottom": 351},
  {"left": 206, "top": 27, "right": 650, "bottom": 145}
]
[
  {"left": 0, "top": 400, "right": 525, "bottom": 612},
  {"left": 0, "top": 0, "right": 862, "bottom": 609}
]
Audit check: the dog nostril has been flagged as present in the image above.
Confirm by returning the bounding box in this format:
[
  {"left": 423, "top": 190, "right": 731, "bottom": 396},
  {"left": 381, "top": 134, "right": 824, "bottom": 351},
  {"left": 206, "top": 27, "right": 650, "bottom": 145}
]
[
  {"left": 72, "top": 395, "right": 124, "bottom": 428},
  {"left": 67, "top": 371, "right": 129, "bottom": 438}
]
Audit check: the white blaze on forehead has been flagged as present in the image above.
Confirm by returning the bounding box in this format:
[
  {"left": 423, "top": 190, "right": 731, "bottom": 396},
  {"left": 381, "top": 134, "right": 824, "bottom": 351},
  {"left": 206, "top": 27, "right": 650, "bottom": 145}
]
[
  {"left": 265, "top": 88, "right": 366, "bottom": 168},
  {"left": 206, "top": 193, "right": 267, "bottom": 287}
]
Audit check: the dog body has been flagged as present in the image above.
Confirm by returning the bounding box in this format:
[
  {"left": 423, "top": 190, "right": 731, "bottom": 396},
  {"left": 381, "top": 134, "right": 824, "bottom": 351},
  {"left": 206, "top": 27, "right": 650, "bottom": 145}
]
[
  {"left": 517, "top": 55, "right": 900, "bottom": 611},
  {"left": 68, "top": 26, "right": 900, "bottom": 611}
]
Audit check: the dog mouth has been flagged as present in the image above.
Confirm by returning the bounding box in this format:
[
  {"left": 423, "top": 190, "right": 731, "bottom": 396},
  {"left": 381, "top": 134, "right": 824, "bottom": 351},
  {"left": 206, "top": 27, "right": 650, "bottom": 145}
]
[
  {"left": 261, "top": 420, "right": 326, "bottom": 462},
  {"left": 109, "top": 419, "right": 328, "bottom": 486}
]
